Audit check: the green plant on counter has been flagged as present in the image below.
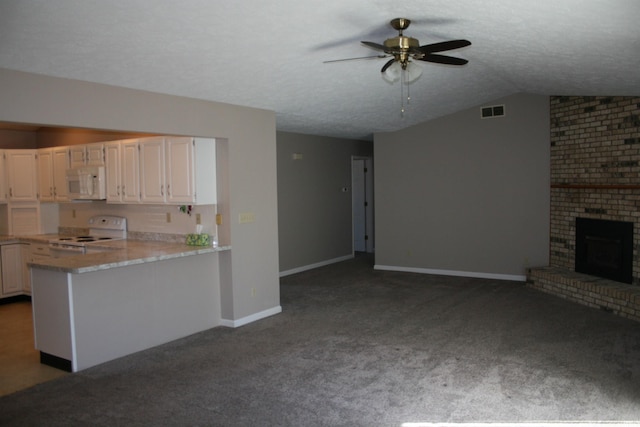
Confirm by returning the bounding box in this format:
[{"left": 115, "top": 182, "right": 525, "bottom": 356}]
[{"left": 179, "top": 205, "right": 193, "bottom": 216}]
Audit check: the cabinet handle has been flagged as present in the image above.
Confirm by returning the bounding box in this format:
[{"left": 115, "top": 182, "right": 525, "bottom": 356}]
[
  {"left": 9, "top": 188, "right": 12, "bottom": 197},
  {"left": 167, "top": 185, "right": 170, "bottom": 196},
  {"left": 52, "top": 186, "right": 55, "bottom": 196},
  {"left": 161, "top": 185, "right": 164, "bottom": 196}
]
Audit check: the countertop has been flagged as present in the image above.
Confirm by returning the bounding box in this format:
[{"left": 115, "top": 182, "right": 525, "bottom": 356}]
[{"left": 0, "top": 235, "right": 229, "bottom": 274}]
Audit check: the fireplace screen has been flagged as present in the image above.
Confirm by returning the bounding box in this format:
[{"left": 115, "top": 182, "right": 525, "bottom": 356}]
[{"left": 575, "top": 217, "right": 633, "bottom": 284}]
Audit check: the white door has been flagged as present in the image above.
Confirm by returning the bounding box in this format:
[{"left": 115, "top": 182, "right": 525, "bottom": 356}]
[{"left": 352, "top": 157, "right": 374, "bottom": 253}]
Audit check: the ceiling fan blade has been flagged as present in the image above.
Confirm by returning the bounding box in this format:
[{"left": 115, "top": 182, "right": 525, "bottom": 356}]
[
  {"left": 361, "top": 41, "right": 387, "bottom": 52},
  {"left": 323, "top": 55, "right": 388, "bottom": 64},
  {"left": 418, "top": 54, "right": 469, "bottom": 66},
  {"left": 380, "top": 58, "right": 396, "bottom": 73},
  {"left": 419, "top": 39, "right": 471, "bottom": 54}
]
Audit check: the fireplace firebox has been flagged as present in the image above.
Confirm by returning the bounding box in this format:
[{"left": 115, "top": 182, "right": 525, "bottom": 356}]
[{"left": 575, "top": 217, "right": 633, "bottom": 284}]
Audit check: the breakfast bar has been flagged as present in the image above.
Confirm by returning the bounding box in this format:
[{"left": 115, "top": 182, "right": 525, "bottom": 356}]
[{"left": 29, "top": 240, "right": 229, "bottom": 372}]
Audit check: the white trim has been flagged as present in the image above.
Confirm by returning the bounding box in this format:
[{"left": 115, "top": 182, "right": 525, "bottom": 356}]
[
  {"left": 220, "top": 306, "right": 282, "bottom": 328},
  {"left": 374, "top": 264, "right": 526, "bottom": 282},
  {"left": 279, "top": 254, "right": 354, "bottom": 277}
]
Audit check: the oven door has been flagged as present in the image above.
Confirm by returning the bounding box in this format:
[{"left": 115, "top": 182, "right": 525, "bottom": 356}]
[{"left": 49, "top": 243, "right": 86, "bottom": 258}]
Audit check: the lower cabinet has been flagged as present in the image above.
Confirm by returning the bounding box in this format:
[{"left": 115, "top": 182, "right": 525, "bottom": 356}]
[{"left": 0, "top": 243, "right": 30, "bottom": 298}]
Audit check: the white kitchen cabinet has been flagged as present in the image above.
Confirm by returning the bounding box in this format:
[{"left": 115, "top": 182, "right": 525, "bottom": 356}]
[
  {"left": 105, "top": 139, "right": 140, "bottom": 203},
  {"left": 37, "top": 148, "right": 54, "bottom": 201},
  {"left": 6, "top": 150, "right": 38, "bottom": 202},
  {"left": 139, "top": 136, "right": 216, "bottom": 205},
  {"left": 38, "top": 147, "right": 70, "bottom": 202},
  {"left": 0, "top": 150, "right": 7, "bottom": 202},
  {"left": 21, "top": 243, "right": 31, "bottom": 294},
  {"left": 105, "top": 142, "right": 121, "bottom": 202},
  {"left": 139, "top": 137, "right": 167, "bottom": 203},
  {"left": 70, "top": 143, "right": 104, "bottom": 168},
  {"left": 52, "top": 147, "right": 70, "bottom": 201},
  {"left": 1, "top": 243, "right": 25, "bottom": 297},
  {"left": 165, "top": 137, "right": 197, "bottom": 204},
  {"left": 86, "top": 143, "right": 105, "bottom": 166},
  {"left": 69, "top": 146, "right": 85, "bottom": 169}
]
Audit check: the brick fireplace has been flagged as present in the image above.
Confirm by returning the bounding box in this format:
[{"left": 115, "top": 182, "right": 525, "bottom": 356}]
[{"left": 527, "top": 96, "right": 640, "bottom": 322}]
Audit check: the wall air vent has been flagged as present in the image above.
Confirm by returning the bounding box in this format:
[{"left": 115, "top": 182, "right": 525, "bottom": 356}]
[{"left": 481, "top": 104, "right": 505, "bottom": 119}]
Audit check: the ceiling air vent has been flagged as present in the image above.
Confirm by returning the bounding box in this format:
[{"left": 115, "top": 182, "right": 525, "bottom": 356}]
[{"left": 481, "top": 104, "right": 505, "bottom": 119}]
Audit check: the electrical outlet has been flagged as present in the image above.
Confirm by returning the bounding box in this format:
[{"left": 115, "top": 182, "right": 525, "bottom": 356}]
[
  {"left": 195, "top": 213, "right": 201, "bottom": 225},
  {"left": 72, "top": 209, "right": 76, "bottom": 219},
  {"left": 251, "top": 288, "right": 257, "bottom": 297},
  {"left": 216, "top": 214, "right": 222, "bottom": 225},
  {"left": 166, "top": 212, "right": 171, "bottom": 223}
]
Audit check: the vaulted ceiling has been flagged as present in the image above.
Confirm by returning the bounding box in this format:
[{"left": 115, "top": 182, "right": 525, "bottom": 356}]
[{"left": 0, "top": 1, "right": 638, "bottom": 140}]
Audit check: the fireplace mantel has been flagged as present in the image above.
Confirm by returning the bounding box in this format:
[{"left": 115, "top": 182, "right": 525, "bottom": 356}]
[{"left": 551, "top": 184, "right": 640, "bottom": 189}]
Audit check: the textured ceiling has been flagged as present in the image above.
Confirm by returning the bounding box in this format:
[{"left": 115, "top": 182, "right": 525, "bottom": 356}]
[{"left": 0, "top": 0, "right": 639, "bottom": 140}]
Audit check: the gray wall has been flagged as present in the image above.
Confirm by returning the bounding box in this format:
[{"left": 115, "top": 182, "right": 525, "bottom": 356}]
[
  {"left": 374, "top": 93, "right": 550, "bottom": 279},
  {"left": 277, "top": 131, "right": 372, "bottom": 273},
  {"left": 0, "top": 68, "right": 279, "bottom": 324}
]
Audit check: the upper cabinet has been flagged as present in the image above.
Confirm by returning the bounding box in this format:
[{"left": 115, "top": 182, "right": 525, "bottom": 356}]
[
  {"left": 6, "top": 150, "right": 38, "bottom": 202},
  {"left": 38, "top": 147, "right": 70, "bottom": 202},
  {"left": 139, "top": 137, "right": 167, "bottom": 204},
  {"left": 0, "top": 136, "right": 215, "bottom": 206},
  {"left": 0, "top": 150, "right": 6, "bottom": 202},
  {"left": 139, "top": 136, "right": 216, "bottom": 205},
  {"left": 70, "top": 143, "right": 104, "bottom": 168},
  {"left": 105, "top": 139, "right": 140, "bottom": 204}
]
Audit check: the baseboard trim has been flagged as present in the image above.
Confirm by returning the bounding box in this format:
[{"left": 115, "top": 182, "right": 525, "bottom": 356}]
[
  {"left": 374, "top": 264, "right": 526, "bottom": 282},
  {"left": 279, "top": 254, "right": 354, "bottom": 277},
  {"left": 220, "top": 306, "right": 282, "bottom": 328}
]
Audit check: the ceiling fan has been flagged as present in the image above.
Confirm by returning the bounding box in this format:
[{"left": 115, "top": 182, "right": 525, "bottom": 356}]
[{"left": 325, "top": 17, "right": 471, "bottom": 80}]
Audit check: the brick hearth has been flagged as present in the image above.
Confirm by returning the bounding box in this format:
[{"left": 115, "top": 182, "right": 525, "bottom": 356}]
[
  {"left": 525, "top": 96, "right": 640, "bottom": 322},
  {"left": 527, "top": 266, "right": 640, "bottom": 322}
]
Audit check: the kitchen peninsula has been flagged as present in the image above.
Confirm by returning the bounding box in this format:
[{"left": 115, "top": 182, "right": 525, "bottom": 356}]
[{"left": 29, "top": 239, "right": 229, "bottom": 372}]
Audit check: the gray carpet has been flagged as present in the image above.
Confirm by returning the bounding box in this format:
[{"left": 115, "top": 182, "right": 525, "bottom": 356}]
[{"left": 1, "top": 254, "right": 640, "bottom": 426}]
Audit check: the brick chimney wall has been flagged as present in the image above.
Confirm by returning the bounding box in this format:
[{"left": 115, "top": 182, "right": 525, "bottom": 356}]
[{"left": 549, "top": 96, "right": 640, "bottom": 285}]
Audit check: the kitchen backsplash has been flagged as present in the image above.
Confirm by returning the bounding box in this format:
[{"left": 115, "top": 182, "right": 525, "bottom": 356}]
[{"left": 58, "top": 201, "right": 217, "bottom": 238}]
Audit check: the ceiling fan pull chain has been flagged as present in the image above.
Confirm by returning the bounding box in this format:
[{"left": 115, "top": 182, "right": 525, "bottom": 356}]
[{"left": 400, "top": 73, "right": 405, "bottom": 117}]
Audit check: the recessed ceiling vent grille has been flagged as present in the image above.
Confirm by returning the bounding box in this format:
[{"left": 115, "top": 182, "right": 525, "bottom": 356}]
[{"left": 481, "top": 104, "right": 505, "bottom": 119}]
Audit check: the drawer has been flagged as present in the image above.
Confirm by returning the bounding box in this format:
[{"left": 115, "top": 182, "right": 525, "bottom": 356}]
[{"left": 31, "top": 243, "right": 51, "bottom": 257}]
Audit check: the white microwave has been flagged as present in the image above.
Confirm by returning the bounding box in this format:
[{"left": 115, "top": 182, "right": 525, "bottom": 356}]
[{"left": 66, "top": 166, "right": 106, "bottom": 200}]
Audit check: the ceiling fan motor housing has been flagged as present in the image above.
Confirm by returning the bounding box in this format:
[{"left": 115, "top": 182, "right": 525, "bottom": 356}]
[{"left": 384, "top": 36, "right": 420, "bottom": 68}]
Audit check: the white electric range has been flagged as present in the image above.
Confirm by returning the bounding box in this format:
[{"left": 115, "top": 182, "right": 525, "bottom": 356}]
[{"left": 49, "top": 215, "right": 127, "bottom": 257}]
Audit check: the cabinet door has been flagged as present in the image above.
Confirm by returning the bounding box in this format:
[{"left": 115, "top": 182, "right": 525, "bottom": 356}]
[
  {"left": 21, "top": 244, "right": 30, "bottom": 293},
  {"left": 1, "top": 244, "right": 23, "bottom": 296},
  {"left": 121, "top": 139, "right": 140, "bottom": 203},
  {"left": 7, "top": 150, "right": 38, "bottom": 201},
  {"left": 52, "top": 147, "right": 70, "bottom": 201},
  {"left": 192, "top": 138, "right": 217, "bottom": 204},
  {"left": 105, "top": 142, "right": 122, "bottom": 202},
  {"left": 140, "top": 137, "right": 166, "bottom": 203},
  {"left": 0, "top": 150, "right": 7, "bottom": 202},
  {"left": 86, "top": 143, "right": 105, "bottom": 166},
  {"left": 37, "top": 148, "right": 55, "bottom": 202},
  {"left": 69, "top": 146, "right": 86, "bottom": 168},
  {"left": 165, "top": 137, "right": 195, "bottom": 204}
]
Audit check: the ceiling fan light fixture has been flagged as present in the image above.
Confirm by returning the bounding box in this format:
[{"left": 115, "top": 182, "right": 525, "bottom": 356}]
[{"left": 381, "top": 61, "right": 422, "bottom": 84}]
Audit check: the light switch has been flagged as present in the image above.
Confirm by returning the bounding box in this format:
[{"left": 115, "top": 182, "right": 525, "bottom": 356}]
[{"left": 239, "top": 212, "right": 255, "bottom": 224}]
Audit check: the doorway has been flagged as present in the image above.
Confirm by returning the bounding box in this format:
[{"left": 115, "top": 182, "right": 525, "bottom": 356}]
[{"left": 352, "top": 157, "right": 374, "bottom": 253}]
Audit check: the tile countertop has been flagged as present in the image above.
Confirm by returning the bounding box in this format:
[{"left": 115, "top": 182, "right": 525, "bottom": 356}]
[{"left": 3, "top": 236, "right": 230, "bottom": 274}]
